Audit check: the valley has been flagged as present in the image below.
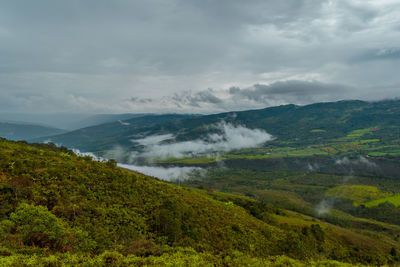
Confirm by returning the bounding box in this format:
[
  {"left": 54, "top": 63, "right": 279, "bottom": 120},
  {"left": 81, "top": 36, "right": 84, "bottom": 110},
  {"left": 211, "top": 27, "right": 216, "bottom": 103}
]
[{"left": 1, "top": 100, "right": 400, "bottom": 266}]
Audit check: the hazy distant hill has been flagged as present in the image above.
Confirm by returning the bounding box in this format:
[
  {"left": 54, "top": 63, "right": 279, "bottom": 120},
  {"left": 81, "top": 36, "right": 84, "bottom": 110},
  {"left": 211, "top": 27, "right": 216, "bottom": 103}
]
[
  {"left": 166, "top": 99, "right": 400, "bottom": 143},
  {"left": 0, "top": 122, "right": 66, "bottom": 140},
  {"left": 0, "top": 113, "right": 151, "bottom": 130},
  {"left": 35, "top": 114, "right": 195, "bottom": 151},
  {"left": 66, "top": 113, "right": 152, "bottom": 130},
  {"left": 38, "top": 100, "right": 400, "bottom": 153}
]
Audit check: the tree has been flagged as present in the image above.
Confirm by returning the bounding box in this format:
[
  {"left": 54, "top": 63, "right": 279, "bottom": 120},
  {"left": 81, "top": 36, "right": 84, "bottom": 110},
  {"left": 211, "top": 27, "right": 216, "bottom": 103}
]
[
  {"left": 391, "top": 247, "right": 397, "bottom": 257},
  {"left": 156, "top": 200, "right": 182, "bottom": 244},
  {"left": 8, "top": 203, "right": 67, "bottom": 249}
]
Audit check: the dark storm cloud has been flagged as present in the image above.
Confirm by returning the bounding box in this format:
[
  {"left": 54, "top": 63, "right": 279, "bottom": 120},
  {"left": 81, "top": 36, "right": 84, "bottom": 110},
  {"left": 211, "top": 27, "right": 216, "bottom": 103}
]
[
  {"left": 1, "top": 0, "right": 400, "bottom": 114},
  {"left": 228, "top": 81, "right": 352, "bottom": 104},
  {"left": 158, "top": 80, "right": 355, "bottom": 112},
  {"left": 171, "top": 89, "right": 222, "bottom": 108},
  {"left": 130, "top": 97, "right": 153, "bottom": 104}
]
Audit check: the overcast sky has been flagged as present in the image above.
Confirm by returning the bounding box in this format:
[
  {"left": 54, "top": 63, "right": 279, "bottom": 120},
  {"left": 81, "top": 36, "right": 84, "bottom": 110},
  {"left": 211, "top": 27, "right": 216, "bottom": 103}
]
[{"left": 1, "top": 0, "right": 400, "bottom": 114}]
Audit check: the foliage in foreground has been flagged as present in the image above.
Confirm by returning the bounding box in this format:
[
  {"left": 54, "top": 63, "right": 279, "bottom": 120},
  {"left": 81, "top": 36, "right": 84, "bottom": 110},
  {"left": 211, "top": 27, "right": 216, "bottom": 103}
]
[
  {"left": 0, "top": 138, "right": 398, "bottom": 265},
  {"left": 0, "top": 248, "right": 365, "bottom": 267}
]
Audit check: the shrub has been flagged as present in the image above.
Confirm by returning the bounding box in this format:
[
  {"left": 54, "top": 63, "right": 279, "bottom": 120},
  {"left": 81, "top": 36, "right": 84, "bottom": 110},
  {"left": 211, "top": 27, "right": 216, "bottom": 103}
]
[{"left": 7, "top": 203, "right": 67, "bottom": 249}]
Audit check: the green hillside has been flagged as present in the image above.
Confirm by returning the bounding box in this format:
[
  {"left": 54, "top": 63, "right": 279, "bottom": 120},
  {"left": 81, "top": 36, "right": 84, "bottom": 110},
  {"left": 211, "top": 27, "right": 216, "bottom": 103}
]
[
  {"left": 34, "top": 114, "right": 193, "bottom": 152},
  {"left": 38, "top": 100, "right": 400, "bottom": 156},
  {"left": 0, "top": 138, "right": 398, "bottom": 265},
  {"left": 364, "top": 195, "right": 400, "bottom": 208}
]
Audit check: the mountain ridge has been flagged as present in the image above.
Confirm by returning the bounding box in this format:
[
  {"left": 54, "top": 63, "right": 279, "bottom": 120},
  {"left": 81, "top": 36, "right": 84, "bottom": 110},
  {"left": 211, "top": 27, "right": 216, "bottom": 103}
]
[
  {"left": 0, "top": 122, "right": 66, "bottom": 141},
  {"left": 35, "top": 99, "right": 400, "bottom": 155}
]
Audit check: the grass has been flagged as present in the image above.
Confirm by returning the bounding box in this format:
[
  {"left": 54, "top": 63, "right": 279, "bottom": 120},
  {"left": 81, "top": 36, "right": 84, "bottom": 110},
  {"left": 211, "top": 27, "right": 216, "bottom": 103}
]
[
  {"left": 360, "top": 139, "right": 380, "bottom": 144},
  {"left": 346, "top": 128, "right": 374, "bottom": 138},
  {"left": 325, "top": 185, "right": 392, "bottom": 206},
  {"left": 364, "top": 195, "right": 400, "bottom": 208},
  {"left": 368, "top": 151, "right": 400, "bottom": 157}
]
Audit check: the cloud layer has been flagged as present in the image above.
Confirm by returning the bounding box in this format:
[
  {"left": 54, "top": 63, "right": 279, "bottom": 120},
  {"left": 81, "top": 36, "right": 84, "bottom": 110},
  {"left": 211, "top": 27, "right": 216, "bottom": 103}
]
[
  {"left": 2, "top": 0, "right": 400, "bottom": 114},
  {"left": 131, "top": 122, "right": 273, "bottom": 159},
  {"left": 119, "top": 163, "right": 203, "bottom": 182}
]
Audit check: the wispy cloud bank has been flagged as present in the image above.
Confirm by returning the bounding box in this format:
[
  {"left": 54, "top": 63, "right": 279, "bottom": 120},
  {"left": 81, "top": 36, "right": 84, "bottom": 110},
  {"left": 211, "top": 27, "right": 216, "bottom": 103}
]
[
  {"left": 119, "top": 163, "right": 203, "bottom": 182},
  {"left": 316, "top": 156, "right": 378, "bottom": 216},
  {"left": 335, "top": 156, "right": 378, "bottom": 169},
  {"left": 82, "top": 122, "right": 273, "bottom": 181},
  {"left": 123, "top": 80, "right": 383, "bottom": 114},
  {"left": 118, "top": 120, "right": 130, "bottom": 126},
  {"left": 131, "top": 122, "right": 273, "bottom": 159},
  {"left": 72, "top": 147, "right": 203, "bottom": 181}
]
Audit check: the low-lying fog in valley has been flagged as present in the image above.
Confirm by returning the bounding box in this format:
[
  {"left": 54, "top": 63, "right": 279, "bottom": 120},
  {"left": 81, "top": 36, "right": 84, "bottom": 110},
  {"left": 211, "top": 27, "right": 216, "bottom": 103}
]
[
  {"left": 73, "top": 122, "right": 273, "bottom": 181},
  {"left": 131, "top": 122, "right": 273, "bottom": 159},
  {"left": 118, "top": 164, "right": 204, "bottom": 182}
]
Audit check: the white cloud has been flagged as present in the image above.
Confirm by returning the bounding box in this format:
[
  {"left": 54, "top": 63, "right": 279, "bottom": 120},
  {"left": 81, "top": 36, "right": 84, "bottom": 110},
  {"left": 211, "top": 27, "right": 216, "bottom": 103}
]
[
  {"left": 118, "top": 163, "right": 203, "bottom": 181},
  {"left": 131, "top": 122, "right": 273, "bottom": 159},
  {"left": 335, "top": 156, "right": 378, "bottom": 168},
  {"left": 135, "top": 134, "right": 174, "bottom": 146},
  {"left": 71, "top": 147, "right": 202, "bottom": 181}
]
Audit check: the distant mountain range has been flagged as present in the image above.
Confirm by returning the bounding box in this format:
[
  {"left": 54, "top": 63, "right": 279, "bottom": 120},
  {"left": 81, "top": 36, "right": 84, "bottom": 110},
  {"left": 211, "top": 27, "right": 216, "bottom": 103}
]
[
  {"left": 34, "top": 114, "right": 195, "bottom": 151},
  {"left": 0, "top": 113, "right": 151, "bottom": 130},
  {"left": 0, "top": 122, "right": 66, "bottom": 141},
  {"left": 65, "top": 113, "right": 152, "bottom": 130},
  {"left": 35, "top": 99, "right": 400, "bottom": 154}
]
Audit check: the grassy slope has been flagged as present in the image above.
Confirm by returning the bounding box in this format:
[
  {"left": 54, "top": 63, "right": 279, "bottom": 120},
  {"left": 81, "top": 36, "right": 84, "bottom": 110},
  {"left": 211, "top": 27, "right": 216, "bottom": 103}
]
[
  {"left": 325, "top": 185, "right": 393, "bottom": 206},
  {"left": 183, "top": 168, "right": 400, "bottom": 245},
  {"left": 324, "top": 184, "right": 400, "bottom": 208},
  {"left": 365, "top": 195, "right": 400, "bottom": 207}
]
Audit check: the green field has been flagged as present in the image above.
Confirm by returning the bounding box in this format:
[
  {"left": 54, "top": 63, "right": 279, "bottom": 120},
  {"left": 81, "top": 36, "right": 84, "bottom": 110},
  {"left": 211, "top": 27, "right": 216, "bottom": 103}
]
[
  {"left": 364, "top": 195, "right": 400, "bottom": 208},
  {"left": 154, "top": 126, "right": 400, "bottom": 165},
  {"left": 325, "top": 185, "right": 392, "bottom": 206}
]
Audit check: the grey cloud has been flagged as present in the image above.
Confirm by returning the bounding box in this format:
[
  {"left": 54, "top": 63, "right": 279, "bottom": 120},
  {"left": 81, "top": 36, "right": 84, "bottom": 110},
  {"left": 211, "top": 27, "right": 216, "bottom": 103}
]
[
  {"left": 228, "top": 80, "right": 353, "bottom": 105},
  {"left": 1, "top": 0, "right": 400, "bottom": 114},
  {"left": 355, "top": 48, "right": 400, "bottom": 63},
  {"left": 121, "top": 78, "right": 400, "bottom": 113},
  {"left": 119, "top": 163, "right": 203, "bottom": 182},
  {"left": 172, "top": 89, "right": 222, "bottom": 108},
  {"left": 130, "top": 97, "right": 153, "bottom": 104}
]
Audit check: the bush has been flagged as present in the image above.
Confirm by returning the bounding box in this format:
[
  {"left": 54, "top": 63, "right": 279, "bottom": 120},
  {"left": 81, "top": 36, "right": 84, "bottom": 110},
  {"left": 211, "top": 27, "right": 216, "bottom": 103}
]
[{"left": 7, "top": 203, "right": 67, "bottom": 249}]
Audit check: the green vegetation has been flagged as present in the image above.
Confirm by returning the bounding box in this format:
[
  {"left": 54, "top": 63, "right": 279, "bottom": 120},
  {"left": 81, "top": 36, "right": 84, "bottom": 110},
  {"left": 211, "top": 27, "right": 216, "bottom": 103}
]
[
  {"left": 346, "top": 128, "right": 375, "bottom": 138},
  {"left": 4, "top": 99, "right": 400, "bottom": 265},
  {"left": 183, "top": 167, "right": 400, "bottom": 252},
  {"left": 35, "top": 100, "right": 400, "bottom": 158},
  {"left": 0, "top": 250, "right": 364, "bottom": 267},
  {"left": 0, "top": 138, "right": 399, "bottom": 265},
  {"left": 364, "top": 195, "right": 400, "bottom": 208},
  {"left": 325, "top": 185, "right": 392, "bottom": 206}
]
